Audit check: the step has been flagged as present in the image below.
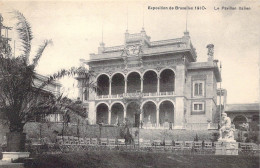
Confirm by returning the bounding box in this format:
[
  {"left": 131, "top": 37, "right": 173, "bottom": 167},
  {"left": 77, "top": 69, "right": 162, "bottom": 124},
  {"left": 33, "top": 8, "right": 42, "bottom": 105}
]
[{"left": 0, "top": 161, "right": 24, "bottom": 168}]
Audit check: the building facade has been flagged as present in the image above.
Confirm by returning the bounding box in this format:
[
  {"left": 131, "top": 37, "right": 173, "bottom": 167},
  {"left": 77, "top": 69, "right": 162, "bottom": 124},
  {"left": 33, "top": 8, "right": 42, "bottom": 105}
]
[
  {"left": 78, "top": 28, "right": 221, "bottom": 130},
  {"left": 225, "top": 103, "right": 259, "bottom": 130}
]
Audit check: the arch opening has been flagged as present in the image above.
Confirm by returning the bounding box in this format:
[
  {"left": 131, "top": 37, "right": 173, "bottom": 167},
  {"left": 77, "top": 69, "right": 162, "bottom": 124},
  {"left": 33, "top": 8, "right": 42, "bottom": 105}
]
[
  {"left": 111, "top": 103, "right": 124, "bottom": 125},
  {"left": 97, "top": 74, "right": 109, "bottom": 95},
  {"left": 96, "top": 103, "right": 109, "bottom": 124},
  {"left": 112, "top": 73, "right": 125, "bottom": 95},
  {"left": 142, "top": 101, "right": 157, "bottom": 127},
  {"left": 126, "top": 102, "right": 140, "bottom": 127},
  {"left": 233, "top": 115, "right": 247, "bottom": 129},
  {"left": 160, "top": 69, "right": 175, "bottom": 92},
  {"left": 127, "top": 72, "right": 141, "bottom": 93},
  {"left": 143, "top": 71, "right": 158, "bottom": 93},
  {"left": 159, "top": 101, "right": 174, "bottom": 127}
]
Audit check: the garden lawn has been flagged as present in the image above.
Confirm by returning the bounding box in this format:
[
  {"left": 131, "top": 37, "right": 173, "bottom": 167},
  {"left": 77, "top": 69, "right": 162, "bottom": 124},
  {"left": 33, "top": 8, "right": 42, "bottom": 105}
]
[{"left": 21, "top": 151, "right": 259, "bottom": 168}]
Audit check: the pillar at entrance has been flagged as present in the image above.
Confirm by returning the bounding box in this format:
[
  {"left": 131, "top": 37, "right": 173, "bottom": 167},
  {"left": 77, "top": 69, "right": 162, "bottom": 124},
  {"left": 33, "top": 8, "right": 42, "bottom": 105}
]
[
  {"left": 123, "top": 108, "right": 126, "bottom": 119},
  {"left": 108, "top": 109, "right": 111, "bottom": 124},
  {"left": 174, "top": 97, "right": 185, "bottom": 129},
  {"left": 156, "top": 108, "right": 159, "bottom": 127}
]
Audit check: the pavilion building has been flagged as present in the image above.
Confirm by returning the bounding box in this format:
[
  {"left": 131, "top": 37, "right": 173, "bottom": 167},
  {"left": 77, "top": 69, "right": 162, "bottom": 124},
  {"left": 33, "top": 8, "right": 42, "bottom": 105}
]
[{"left": 78, "top": 28, "right": 221, "bottom": 130}]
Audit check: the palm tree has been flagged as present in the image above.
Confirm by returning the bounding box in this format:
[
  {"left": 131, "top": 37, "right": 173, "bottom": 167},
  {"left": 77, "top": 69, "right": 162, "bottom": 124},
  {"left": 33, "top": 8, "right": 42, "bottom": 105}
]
[{"left": 0, "top": 11, "right": 94, "bottom": 152}]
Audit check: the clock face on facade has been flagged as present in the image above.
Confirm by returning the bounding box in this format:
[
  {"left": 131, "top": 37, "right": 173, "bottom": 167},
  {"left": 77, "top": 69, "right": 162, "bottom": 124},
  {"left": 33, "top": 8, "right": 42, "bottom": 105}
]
[{"left": 125, "top": 45, "right": 141, "bottom": 56}]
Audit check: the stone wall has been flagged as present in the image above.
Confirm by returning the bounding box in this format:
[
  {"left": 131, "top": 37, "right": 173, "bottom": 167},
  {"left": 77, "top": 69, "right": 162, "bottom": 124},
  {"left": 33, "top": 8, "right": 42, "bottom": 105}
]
[
  {"left": 23, "top": 123, "right": 121, "bottom": 142},
  {"left": 0, "top": 122, "right": 122, "bottom": 144}
]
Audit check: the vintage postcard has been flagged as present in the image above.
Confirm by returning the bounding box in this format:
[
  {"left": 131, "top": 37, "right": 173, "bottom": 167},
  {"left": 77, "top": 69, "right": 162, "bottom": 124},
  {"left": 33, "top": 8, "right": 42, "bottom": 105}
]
[{"left": 0, "top": 0, "right": 259, "bottom": 167}]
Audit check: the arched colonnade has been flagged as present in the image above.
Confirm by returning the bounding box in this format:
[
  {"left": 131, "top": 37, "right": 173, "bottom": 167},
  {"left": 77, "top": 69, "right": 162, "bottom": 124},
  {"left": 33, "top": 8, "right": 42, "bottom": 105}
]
[
  {"left": 95, "top": 100, "right": 175, "bottom": 128},
  {"left": 96, "top": 68, "right": 175, "bottom": 96}
]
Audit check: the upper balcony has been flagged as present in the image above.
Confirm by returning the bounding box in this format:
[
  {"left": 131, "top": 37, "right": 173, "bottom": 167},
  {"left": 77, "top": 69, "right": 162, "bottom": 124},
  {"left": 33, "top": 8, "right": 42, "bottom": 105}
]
[
  {"left": 95, "top": 91, "right": 175, "bottom": 100},
  {"left": 93, "top": 69, "right": 176, "bottom": 100}
]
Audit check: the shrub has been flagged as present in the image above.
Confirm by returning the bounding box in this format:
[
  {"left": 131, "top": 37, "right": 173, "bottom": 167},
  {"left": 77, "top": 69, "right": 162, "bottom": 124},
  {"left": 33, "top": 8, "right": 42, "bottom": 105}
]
[
  {"left": 194, "top": 134, "right": 199, "bottom": 141},
  {"left": 237, "top": 132, "right": 243, "bottom": 142},
  {"left": 211, "top": 132, "right": 219, "bottom": 142}
]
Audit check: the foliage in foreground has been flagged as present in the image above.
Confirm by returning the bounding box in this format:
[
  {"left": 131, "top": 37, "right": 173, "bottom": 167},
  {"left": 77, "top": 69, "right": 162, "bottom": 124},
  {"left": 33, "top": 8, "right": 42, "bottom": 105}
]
[
  {"left": 15, "top": 151, "right": 259, "bottom": 168},
  {"left": 0, "top": 11, "right": 94, "bottom": 133}
]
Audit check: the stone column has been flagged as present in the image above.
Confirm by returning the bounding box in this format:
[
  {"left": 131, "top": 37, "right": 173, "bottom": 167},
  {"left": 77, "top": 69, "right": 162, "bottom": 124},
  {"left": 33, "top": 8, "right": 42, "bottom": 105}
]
[
  {"left": 175, "top": 97, "right": 184, "bottom": 129},
  {"left": 109, "top": 78, "right": 112, "bottom": 96},
  {"left": 123, "top": 108, "right": 126, "bottom": 120},
  {"left": 156, "top": 108, "right": 159, "bottom": 127},
  {"left": 140, "top": 108, "right": 143, "bottom": 121},
  {"left": 141, "top": 77, "right": 143, "bottom": 92},
  {"left": 108, "top": 109, "right": 111, "bottom": 125},
  {"left": 124, "top": 78, "right": 127, "bottom": 94},
  {"left": 157, "top": 76, "right": 160, "bottom": 94}
]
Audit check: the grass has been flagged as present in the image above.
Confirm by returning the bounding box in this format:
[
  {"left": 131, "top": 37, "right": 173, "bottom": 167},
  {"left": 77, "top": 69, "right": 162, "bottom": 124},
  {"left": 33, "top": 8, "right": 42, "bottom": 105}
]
[{"left": 19, "top": 151, "right": 259, "bottom": 168}]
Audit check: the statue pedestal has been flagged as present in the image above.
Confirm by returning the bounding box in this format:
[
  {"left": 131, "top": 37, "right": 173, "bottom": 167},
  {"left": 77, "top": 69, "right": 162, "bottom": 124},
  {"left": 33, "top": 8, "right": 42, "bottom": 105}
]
[
  {"left": 215, "top": 140, "right": 238, "bottom": 155},
  {"left": 2, "top": 152, "right": 30, "bottom": 162}
]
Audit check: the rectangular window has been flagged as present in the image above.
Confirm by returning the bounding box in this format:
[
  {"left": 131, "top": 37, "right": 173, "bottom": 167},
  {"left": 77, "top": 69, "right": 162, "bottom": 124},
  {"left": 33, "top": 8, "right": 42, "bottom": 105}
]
[
  {"left": 192, "top": 102, "right": 205, "bottom": 115},
  {"left": 193, "top": 81, "right": 204, "bottom": 97}
]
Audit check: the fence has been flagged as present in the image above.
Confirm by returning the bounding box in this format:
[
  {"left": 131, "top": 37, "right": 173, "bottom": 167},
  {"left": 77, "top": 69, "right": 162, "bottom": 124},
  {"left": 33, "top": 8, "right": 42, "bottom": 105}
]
[{"left": 20, "top": 136, "right": 260, "bottom": 156}]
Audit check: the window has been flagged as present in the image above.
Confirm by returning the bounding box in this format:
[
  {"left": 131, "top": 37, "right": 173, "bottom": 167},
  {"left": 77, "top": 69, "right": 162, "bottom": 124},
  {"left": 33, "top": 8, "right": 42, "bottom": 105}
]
[
  {"left": 194, "top": 103, "right": 203, "bottom": 111},
  {"left": 193, "top": 81, "right": 204, "bottom": 97},
  {"left": 192, "top": 102, "right": 205, "bottom": 114}
]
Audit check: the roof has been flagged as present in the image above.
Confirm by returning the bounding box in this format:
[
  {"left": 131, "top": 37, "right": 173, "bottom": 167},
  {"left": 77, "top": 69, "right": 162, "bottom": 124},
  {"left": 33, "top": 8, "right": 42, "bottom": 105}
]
[
  {"left": 35, "top": 73, "right": 62, "bottom": 87},
  {"left": 86, "top": 30, "right": 197, "bottom": 63},
  {"left": 187, "top": 61, "right": 222, "bottom": 82},
  {"left": 225, "top": 103, "right": 260, "bottom": 112}
]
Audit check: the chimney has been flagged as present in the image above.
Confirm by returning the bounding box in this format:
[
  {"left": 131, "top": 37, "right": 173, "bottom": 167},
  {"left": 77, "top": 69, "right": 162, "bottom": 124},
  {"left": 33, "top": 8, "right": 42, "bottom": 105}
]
[{"left": 206, "top": 44, "right": 214, "bottom": 62}]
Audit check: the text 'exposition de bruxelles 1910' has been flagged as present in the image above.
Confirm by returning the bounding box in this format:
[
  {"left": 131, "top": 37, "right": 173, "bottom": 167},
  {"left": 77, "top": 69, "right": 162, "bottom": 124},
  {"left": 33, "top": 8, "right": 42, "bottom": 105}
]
[{"left": 148, "top": 6, "right": 206, "bottom": 10}]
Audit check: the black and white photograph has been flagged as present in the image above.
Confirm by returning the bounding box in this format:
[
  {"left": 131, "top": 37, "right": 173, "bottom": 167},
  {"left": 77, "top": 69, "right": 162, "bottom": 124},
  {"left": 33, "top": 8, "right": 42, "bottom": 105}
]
[{"left": 0, "top": 0, "right": 259, "bottom": 167}]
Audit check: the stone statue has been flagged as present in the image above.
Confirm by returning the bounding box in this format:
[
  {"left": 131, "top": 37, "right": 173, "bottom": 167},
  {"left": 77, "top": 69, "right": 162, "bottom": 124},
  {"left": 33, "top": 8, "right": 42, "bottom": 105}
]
[
  {"left": 218, "top": 113, "right": 235, "bottom": 142},
  {"left": 148, "top": 115, "right": 151, "bottom": 122},
  {"left": 146, "top": 115, "right": 152, "bottom": 128},
  {"left": 115, "top": 116, "right": 119, "bottom": 126}
]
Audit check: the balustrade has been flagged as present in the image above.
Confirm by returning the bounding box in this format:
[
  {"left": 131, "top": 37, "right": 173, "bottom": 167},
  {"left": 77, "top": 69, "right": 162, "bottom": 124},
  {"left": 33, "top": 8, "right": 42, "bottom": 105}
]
[
  {"left": 150, "top": 38, "right": 183, "bottom": 46},
  {"left": 159, "top": 91, "right": 174, "bottom": 96},
  {"left": 104, "top": 45, "right": 124, "bottom": 52},
  {"left": 96, "top": 91, "right": 175, "bottom": 100}
]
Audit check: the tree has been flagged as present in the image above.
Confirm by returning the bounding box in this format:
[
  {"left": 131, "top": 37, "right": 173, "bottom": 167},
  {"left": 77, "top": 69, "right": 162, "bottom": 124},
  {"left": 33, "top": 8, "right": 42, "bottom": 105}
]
[{"left": 0, "top": 11, "right": 95, "bottom": 151}]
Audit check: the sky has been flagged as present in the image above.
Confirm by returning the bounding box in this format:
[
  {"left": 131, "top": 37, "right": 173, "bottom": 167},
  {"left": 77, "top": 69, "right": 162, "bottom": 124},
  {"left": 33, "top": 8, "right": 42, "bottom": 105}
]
[{"left": 0, "top": 0, "right": 259, "bottom": 104}]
